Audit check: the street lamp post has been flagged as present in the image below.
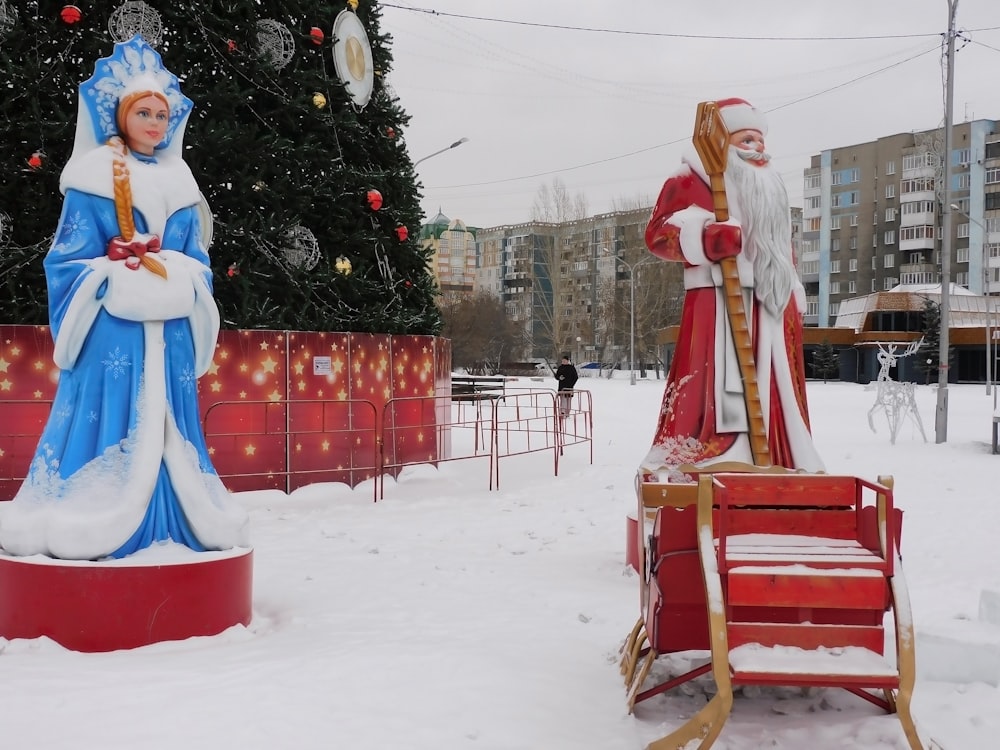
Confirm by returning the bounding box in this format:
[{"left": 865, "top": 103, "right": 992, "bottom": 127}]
[
  {"left": 412, "top": 137, "right": 469, "bottom": 167},
  {"left": 604, "top": 248, "right": 655, "bottom": 385},
  {"left": 951, "top": 202, "right": 994, "bottom": 395}
]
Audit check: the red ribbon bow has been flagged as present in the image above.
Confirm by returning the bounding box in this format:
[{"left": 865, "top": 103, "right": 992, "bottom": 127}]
[{"left": 107, "top": 235, "right": 162, "bottom": 270}]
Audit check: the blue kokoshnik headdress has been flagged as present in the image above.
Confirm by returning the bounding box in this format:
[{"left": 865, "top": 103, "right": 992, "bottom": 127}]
[{"left": 71, "top": 34, "right": 193, "bottom": 159}]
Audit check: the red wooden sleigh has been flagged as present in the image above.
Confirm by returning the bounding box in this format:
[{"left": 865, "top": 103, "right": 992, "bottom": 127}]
[{"left": 621, "top": 463, "right": 923, "bottom": 750}]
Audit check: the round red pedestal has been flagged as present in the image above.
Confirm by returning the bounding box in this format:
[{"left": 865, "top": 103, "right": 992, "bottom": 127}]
[{"left": 0, "top": 547, "right": 253, "bottom": 652}]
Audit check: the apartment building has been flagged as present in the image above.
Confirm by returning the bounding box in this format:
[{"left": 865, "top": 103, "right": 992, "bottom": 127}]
[
  {"left": 418, "top": 209, "right": 479, "bottom": 300},
  {"left": 801, "top": 119, "right": 1000, "bottom": 328},
  {"left": 471, "top": 208, "right": 683, "bottom": 363}
]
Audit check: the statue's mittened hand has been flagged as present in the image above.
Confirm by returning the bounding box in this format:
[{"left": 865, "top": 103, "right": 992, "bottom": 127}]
[{"left": 703, "top": 222, "right": 742, "bottom": 262}]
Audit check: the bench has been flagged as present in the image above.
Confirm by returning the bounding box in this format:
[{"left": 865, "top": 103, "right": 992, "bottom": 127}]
[
  {"left": 450, "top": 375, "right": 507, "bottom": 402},
  {"left": 626, "top": 469, "right": 922, "bottom": 750}
]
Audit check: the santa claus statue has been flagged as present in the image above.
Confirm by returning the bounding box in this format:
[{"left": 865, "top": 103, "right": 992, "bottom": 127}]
[{"left": 643, "top": 97, "right": 824, "bottom": 473}]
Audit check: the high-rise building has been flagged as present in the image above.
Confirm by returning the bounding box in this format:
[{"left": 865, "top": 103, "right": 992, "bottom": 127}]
[
  {"left": 801, "top": 119, "right": 1000, "bottom": 328},
  {"left": 419, "top": 209, "right": 479, "bottom": 300}
]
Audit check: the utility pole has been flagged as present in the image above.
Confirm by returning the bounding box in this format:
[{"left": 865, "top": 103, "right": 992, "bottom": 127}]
[{"left": 936, "top": 0, "right": 958, "bottom": 444}]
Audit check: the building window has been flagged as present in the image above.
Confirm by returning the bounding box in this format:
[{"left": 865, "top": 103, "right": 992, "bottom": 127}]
[
  {"left": 849, "top": 168, "right": 860, "bottom": 183},
  {"left": 848, "top": 280, "right": 857, "bottom": 294},
  {"left": 831, "top": 260, "right": 841, "bottom": 273},
  {"left": 884, "top": 254, "right": 895, "bottom": 268},
  {"left": 807, "top": 195, "right": 822, "bottom": 209},
  {"left": 903, "top": 153, "right": 935, "bottom": 170},
  {"left": 871, "top": 278, "right": 877, "bottom": 292},
  {"left": 986, "top": 168, "right": 1000, "bottom": 185},
  {"left": 956, "top": 148, "right": 971, "bottom": 166},
  {"left": 955, "top": 173, "right": 972, "bottom": 189},
  {"left": 832, "top": 172, "right": 843, "bottom": 186},
  {"left": 902, "top": 200, "right": 936, "bottom": 215},
  {"left": 885, "top": 208, "right": 896, "bottom": 222},
  {"left": 957, "top": 247, "right": 969, "bottom": 263},
  {"left": 830, "top": 281, "right": 840, "bottom": 294},
  {"left": 807, "top": 217, "right": 822, "bottom": 232},
  {"left": 832, "top": 238, "right": 840, "bottom": 252},
  {"left": 986, "top": 193, "right": 1000, "bottom": 211},
  {"left": 848, "top": 191, "right": 860, "bottom": 205},
  {"left": 884, "top": 230, "right": 896, "bottom": 244},
  {"left": 850, "top": 214, "right": 859, "bottom": 227},
  {"left": 831, "top": 215, "right": 842, "bottom": 230},
  {"left": 872, "top": 256, "right": 877, "bottom": 270},
  {"left": 901, "top": 177, "right": 935, "bottom": 194},
  {"left": 900, "top": 225, "right": 936, "bottom": 241},
  {"left": 850, "top": 236, "right": 857, "bottom": 250},
  {"left": 884, "top": 277, "right": 899, "bottom": 290},
  {"left": 805, "top": 173, "right": 821, "bottom": 190},
  {"left": 885, "top": 184, "right": 896, "bottom": 199},
  {"left": 957, "top": 223, "right": 970, "bottom": 239},
  {"left": 849, "top": 258, "right": 858, "bottom": 271},
  {"left": 830, "top": 302, "right": 840, "bottom": 316},
  {"left": 885, "top": 161, "right": 896, "bottom": 175}
]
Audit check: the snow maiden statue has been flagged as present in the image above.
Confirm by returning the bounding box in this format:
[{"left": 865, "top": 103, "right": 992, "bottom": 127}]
[{"left": 0, "top": 36, "right": 248, "bottom": 560}]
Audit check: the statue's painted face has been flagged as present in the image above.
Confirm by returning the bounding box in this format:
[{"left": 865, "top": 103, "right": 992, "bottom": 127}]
[
  {"left": 728, "top": 129, "right": 767, "bottom": 167},
  {"left": 123, "top": 95, "right": 169, "bottom": 156}
]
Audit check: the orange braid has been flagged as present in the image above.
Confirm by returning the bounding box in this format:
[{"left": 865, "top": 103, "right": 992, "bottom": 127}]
[
  {"left": 107, "top": 135, "right": 167, "bottom": 279},
  {"left": 109, "top": 136, "right": 135, "bottom": 242}
]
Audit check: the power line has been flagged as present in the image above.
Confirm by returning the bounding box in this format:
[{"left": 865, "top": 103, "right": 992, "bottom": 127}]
[
  {"left": 426, "top": 45, "right": 940, "bottom": 190},
  {"left": 383, "top": 2, "right": 989, "bottom": 42}
]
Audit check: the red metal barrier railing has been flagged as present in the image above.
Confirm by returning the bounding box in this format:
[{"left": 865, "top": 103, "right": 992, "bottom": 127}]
[{"left": 2, "top": 388, "right": 593, "bottom": 502}]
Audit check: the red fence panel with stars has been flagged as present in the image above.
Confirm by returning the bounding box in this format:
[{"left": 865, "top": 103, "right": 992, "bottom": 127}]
[{"left": 0, "top": 325, "right": 451, "bottom": 500}]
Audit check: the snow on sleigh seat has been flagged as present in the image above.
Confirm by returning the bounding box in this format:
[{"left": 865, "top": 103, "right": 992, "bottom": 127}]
[{"left": 638, "top": 471, "right": 923, "bottom": 750}]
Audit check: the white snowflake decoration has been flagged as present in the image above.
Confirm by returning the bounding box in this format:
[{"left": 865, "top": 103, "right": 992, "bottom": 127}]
[
  {"left": 256, "top": 19, "right": 295, "bottom": 71},
  {"left": 282, "top": 226, "right": 320, "bottom": 270},
  {"left": 0, "top": 0, "right": 17, "bottom": 43},
  {"left": 108, "top": 1, "right": 163, "bottom": 48}
]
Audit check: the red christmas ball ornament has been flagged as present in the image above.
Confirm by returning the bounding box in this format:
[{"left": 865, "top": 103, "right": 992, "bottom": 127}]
[
  {"left": 310, "top": 27, "right": 324, "bottom": 45},
  {"left": 395, "top": 225, "right": 408, "bottom": 242},
  {"left": 27, "top": 151, "right": 43, "bottom": 169},
  {"left": 227, "top": 264, "right": 240, "bottom": 277},
  {"left": 404, "top": 280, "right": 413, "bottom": 288},
  {"left": 386, "top": 127, "right": 396, "bottom": 140},
  {"left": 366, "top": 189, "right": 383, "bottom": 211},
  {"left": 60, "top": 4, "right": 82, "bottom": 24},
  {"left": 227, "top": 39, "right": 237, "bottom": 53}
]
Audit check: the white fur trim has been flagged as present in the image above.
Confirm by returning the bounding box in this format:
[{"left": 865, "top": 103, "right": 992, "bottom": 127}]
[{"left": 719, "top": 102, "right": 767, "bottom": 135}]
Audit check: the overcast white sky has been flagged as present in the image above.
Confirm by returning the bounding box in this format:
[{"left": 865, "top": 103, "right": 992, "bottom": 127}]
[{"left": 380, "top": 0, "right": 1000, "bottom": 229}]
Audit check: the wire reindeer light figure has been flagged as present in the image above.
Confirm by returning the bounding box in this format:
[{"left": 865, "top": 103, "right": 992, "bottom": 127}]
[{"left": 867, "top": 339, "right": 927, "bottom": 444}]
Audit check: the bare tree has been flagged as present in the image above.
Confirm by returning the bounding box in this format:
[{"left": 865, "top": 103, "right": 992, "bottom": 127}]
[
  {"left": 440, "top": 291, "right": 527, "bottom": 374},
  {"left": 531, "top": 178, "right": 588, "bottom": 223}
]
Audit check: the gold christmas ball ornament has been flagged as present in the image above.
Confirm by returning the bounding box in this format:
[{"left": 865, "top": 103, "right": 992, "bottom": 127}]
[
  {"left": 312, "top": 92, "right": 327, "bottom": 108},
  {"left": 335, "top": 255, "right": 353, "bottom": 275},
  {"left": 347, "top": 0, "right": 359, "bottom": 9}
]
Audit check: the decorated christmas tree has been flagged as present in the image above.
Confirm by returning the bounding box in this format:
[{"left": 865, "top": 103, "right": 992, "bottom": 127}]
[{"left": 0, "top": 0, "right": 440, "bottom": 334}]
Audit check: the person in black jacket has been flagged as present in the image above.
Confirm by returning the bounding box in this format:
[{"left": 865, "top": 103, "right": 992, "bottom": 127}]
[{"left": 555, "top": 355, "right": 579, "bottom": 417}]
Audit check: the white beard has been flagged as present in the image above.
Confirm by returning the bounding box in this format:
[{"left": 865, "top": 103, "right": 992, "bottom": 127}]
[{"left": 724, "top": 147, "right": 798, "bottom": 315}]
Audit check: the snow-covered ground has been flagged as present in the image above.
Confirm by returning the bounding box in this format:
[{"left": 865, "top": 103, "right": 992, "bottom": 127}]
[{"left": 1, "top": 376, "right": 997, "bottom": 749}]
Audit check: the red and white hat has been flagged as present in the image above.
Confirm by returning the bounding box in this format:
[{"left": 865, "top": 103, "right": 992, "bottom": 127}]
[{"left": 716, "top": 97, "right": 767, "bottom": 136}]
